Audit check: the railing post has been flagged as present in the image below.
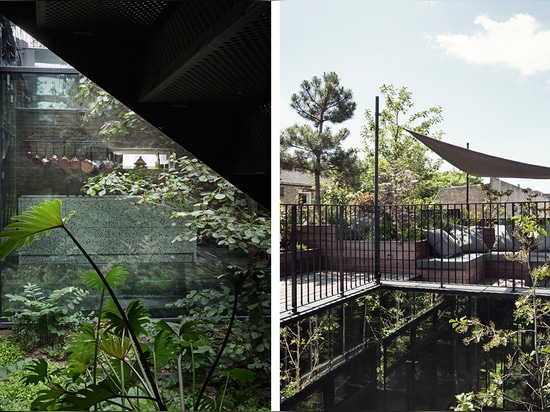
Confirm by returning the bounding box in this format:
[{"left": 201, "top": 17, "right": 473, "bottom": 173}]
[
  {"left": 290, "top": 204, "right": 298, "bottom": 313},
  {"left": 374, "top": 96, "right": 381, "bottom": 284},
  {"left": 439, "top": 203, "right": 444, "bottom": 289},
  {"left": 511, "top": 202, "right": 516, "bottom": 292},
  {"left": 339, "top": 205, "right": 345, "bottom": 296}
]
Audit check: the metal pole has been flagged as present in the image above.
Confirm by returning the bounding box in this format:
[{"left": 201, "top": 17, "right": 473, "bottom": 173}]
[
  {"left": 466, "top": 143, "right": 470, "bottom": 205},
  {"left": 374, "top": 96, "right": 381, "bottom": 284},
  {"left": 339, "top": 205, "right": 345, "bottom": 296},
  {"left": 466, "top": 143, "right": 470, "bottom": 222}
]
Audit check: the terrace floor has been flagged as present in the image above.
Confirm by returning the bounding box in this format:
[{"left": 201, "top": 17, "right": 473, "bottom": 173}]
[{"left": 280, "top": 271, "right": 550, "bottom": 323}]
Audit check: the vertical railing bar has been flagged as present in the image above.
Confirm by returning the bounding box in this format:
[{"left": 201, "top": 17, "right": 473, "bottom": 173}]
[
  {"left": 440, "top": 203, "right": 445, "bottom": 288},
  {"left": 290, "top": 204, "right": 298, "bottom": 313},
  {"left": 327, "top": 205, "right": 333, "bottom": 299},
  {"left": 512, "top": 202, "right": 517, "bottom": 292},
  {"left": 404, "top": 205, "right": 410, "bottom": 280},
  {"left": 301, "top": 205, "right": 307, "bottom": 306},
  {"left": 339, "top": 205, "right": 345, "bottom": 297}
]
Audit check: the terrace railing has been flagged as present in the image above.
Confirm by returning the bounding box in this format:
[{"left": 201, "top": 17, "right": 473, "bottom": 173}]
[{"left": 280, "top": 201, "right": 550, "bottom": 315}]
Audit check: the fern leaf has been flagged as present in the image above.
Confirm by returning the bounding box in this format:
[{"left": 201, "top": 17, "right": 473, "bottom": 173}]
[{"left": 0, "top": 199, "right": 71, "bottom": 259}]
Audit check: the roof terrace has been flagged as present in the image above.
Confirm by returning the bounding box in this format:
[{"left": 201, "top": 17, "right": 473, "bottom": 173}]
[{"left": 280, "top": 201, "right": 550, "bottom": 322}]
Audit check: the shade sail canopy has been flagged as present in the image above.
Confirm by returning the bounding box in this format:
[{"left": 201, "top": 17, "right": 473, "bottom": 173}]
[{"left": 406, "top": 129, "right": 550, "bottom": 179}]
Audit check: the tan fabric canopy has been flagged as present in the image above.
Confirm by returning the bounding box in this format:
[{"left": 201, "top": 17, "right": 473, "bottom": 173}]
[{"left": 406, "top": 129, "right": 550, "bottom": 179}]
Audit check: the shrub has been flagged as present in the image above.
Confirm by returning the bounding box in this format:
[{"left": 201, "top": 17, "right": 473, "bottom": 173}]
[
  {"left": 0, "top": 335, "right": 24, "bottom": 368},
  {"left": 5, "top": 283, "right": 89, "bottom": 351},
  {"left": 0, "top": 372, "right": 48, "bottom": 412}
]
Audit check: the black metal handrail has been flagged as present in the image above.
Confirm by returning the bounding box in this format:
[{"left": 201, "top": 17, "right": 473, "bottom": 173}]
[{"left": 280, "top": 201, "right": 550, "bottom": 315}]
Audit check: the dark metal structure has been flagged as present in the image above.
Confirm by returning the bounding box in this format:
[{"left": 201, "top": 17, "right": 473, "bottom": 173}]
[{"left": 0, "top": 1, "right": 271, "bottom": 209}]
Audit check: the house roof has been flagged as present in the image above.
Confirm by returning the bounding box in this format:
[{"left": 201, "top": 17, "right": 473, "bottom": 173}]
[
  {"left": 280, "top": 170, "right": 314, "bottom": 186},
  {"left": 435, "top": 185, "right": 487, "bottom": 204}
]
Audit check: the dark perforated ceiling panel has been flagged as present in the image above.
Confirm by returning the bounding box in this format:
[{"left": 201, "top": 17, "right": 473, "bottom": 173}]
[{"left": 0, "top": 0, "right": 271, "bottom": 209}]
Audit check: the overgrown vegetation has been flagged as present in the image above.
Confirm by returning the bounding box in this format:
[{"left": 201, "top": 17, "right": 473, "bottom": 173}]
[
  {"left": 5, "top": 283, "right": 89, "bottom": 352},
  {"left": 450, "top": 213, "right": 550, "bottom": 410},
  {"left": 280, "top": 290, "right": 445, "bottom": 403},
  {"left": 0, "top": 199, "right": 270, "bottom": 410}
]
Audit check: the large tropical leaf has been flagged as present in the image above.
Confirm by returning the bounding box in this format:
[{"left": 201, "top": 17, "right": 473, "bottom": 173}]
[
  {"left": 55, "top": 379, "right": 120, "bottom": 411},
  {"left": 0, "top": 199, "right": 73, "bottom": 259},
  {"left": 151, "top": 329, "right": 176, "bottom": 367},
  {"left": 97, "top": 331, "right": 132, "bottom": 360},
  {"left": 23, "top": 358, "right": 50, "bottom": 386},
  {"left": 82, "top": 266, "right": 127, "bottom": 292},
  {"left": 157, "top": 318, "right": 205, "bottom": 341},
  {"left": 103, "top": 299, "right": 150, "bottom": 337},
  {"left": 30, "top": 387, "right": 66, "bottom": 411},
  {"left": 66, "top": 322, "right": 97, "bottom": 377},
  {"left": 222, "top": 367, "right": 255, "bottom": 383}
]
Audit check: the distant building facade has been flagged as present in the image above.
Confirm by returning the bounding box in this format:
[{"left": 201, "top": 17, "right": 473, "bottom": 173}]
[
  {"left": 435, "top": 177, "right": 549, "bottom": 205},
  {"left": 280, "top": 170, "right": 314, "bottom": 204}
]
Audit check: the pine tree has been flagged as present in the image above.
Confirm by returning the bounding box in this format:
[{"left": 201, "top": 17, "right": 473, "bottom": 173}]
[{"left": 281, "top": 72, "right": 357, "bottom": 205}]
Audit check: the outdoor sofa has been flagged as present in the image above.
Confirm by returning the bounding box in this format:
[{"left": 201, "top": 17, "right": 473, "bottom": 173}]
[{"left": 417, "top": 224, "right": 550, "bottom": 285}]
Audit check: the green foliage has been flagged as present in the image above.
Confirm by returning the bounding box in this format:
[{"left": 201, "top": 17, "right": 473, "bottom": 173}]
[
  {"left": 362, "top": 84, "right": 444, "bottom": 204},
  {"left": 0, "top": 185, "right": 269, "bottom": 410},
  {"left": 170, "top": 281, "right": 270, "bottom": 376},
  {"left": 82, "top": 155, "right": 271, "bottom": 260},
  {"left": 280, "top": 316, "right": 327, "bottom": 401},
  {"left": 6, "top": 283, "right": 89, "bottom": 351},
  {"left": 0, "top": 336, "right": 24, "bottom": 368},
  {"left": 77, "top": 76, "right": 172, "bottom": 143},
  {"left": 281, "top": 71, "right": 358, "bottom": 205},
  {"left": 290, "top": 71, "right": 356, "bottom": 125},
  {"left": 81, "top": 152, "right": 271, "bottom": 407},
  {"left": 450, "top": 214, "right": 550, "bottom": 410},
  {"left": 168, "top": 267, "right": 269, "bottom": 410},
  {"left": 0, "top": 337, "right": 50, "bottom": 411},
  {"left": 21, "top": 298, "right": 176, "bottom": 411},
  {"left": 0, "top": 199, "right": 71, "bottom": 259},
  {"left": 0, "top": 371, "right": 49, "bottom": 412}
]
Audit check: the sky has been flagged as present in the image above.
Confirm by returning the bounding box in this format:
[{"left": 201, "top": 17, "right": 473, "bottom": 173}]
[{"left": 279, "top": 0, "right": 550, "bottom": 194}]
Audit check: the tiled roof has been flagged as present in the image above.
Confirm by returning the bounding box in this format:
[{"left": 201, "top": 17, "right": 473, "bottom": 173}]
[
  {"left": 435, "top": 185, "right": 486, "bottom": 204},
  {"left": 280, "top": 169, "right": 314, "bottom": 186}
]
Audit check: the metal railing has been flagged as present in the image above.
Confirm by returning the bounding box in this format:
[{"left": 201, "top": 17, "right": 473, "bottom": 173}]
[{"left": 280, "top": 201, "right": 550, "bottom": 315}]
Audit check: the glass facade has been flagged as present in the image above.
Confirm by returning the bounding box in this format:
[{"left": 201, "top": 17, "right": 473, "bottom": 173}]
[{"left": 0, "top": 33, "right": 240, "bottom": 319}]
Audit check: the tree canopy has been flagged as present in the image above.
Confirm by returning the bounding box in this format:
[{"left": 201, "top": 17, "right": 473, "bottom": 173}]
[
  {"left": 281, "top": 72, "right": 360, "bottom": 205},
  {"left": 362, "top": 84, "right": 445, "bottom": 203}
]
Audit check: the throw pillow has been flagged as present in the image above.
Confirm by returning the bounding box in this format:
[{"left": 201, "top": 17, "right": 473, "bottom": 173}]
[
  {"left": 423, "top": 229, "right": 462, "bottom": 258},
  {"left": 493, "top": 224, "right": 520, "bottom": 251},
  {"left": 450, "top": 224, "right": 490, "bottom": 253}
]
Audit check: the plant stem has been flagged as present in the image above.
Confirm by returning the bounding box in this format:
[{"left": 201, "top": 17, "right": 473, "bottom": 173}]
[
  {"left": 62, "top": 226, "right": 167, "bottom": 411},
  {"left": 194, "top": 286, "right": 239, "bottom": 410},
  {"left": 93, "top": 290, "right": 105, "bottom": 387},
  {"left": 178, "top": 352, "right": 185, "bottom": 411}
]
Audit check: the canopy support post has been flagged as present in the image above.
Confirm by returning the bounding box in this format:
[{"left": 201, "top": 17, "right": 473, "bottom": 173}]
[{"left": 374, "top": 96, "right": 381, "bottom": 284}]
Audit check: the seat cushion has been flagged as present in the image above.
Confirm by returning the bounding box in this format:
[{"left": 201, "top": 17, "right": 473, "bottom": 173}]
[
  {"left": 451, "top": 225, "right": 490, "bottom": 253},
  {"left": 423, "top": 229, "right": 462, "bottom": 258},
  {"left": 493, "top": 224, "right": 521, "bottom": 251}
]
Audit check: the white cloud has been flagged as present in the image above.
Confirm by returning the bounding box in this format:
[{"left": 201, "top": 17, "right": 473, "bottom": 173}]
[{"left": 435, "top": 13, "right": 550, "bottom": 75}]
